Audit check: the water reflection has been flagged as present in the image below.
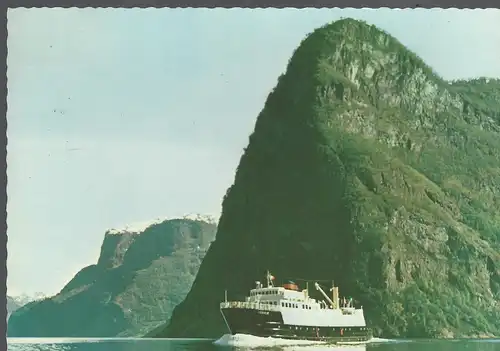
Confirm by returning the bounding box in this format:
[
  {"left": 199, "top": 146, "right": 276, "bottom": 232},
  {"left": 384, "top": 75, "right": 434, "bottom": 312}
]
[{"left": 7, "top": 338, "right": 214, "bottom": 351}]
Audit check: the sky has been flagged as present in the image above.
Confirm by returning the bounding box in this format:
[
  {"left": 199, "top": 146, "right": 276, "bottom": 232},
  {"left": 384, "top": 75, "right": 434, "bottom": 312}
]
[{"left": 6, "top": 8, "right": 500, "bottom": 296}]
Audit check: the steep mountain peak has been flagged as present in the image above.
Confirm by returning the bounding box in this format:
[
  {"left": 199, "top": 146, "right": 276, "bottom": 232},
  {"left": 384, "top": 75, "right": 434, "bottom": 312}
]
[
  {"left": 159, "top": 19, "right": 500, "bottom": 339},
  {"left": 280, "top": 18, "right": 459, "bottom": 124}
]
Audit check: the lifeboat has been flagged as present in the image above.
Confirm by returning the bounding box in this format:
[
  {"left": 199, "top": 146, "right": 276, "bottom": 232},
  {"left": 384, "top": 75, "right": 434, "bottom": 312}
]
[{"left": 282, "top": 281, "right": 299, "bottom": 291}]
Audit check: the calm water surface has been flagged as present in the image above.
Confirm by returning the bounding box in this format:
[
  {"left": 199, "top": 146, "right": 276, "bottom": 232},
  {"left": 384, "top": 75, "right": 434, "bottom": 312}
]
[{"left": 7, "top": 337, "right": 500, "bottom": 351}]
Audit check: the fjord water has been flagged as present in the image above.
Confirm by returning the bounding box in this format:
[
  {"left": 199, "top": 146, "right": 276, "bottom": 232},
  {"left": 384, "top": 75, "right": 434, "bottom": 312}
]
[{"left": 6, "top": 337, "right": 500, "bottom": 351}]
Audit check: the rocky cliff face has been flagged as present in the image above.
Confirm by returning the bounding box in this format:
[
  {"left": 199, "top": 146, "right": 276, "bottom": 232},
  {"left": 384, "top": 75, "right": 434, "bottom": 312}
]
[
  {"left": 7, "top": 217, "right": 217, "bottom": 337},
  {"left": 156, "top": 19, "right": 500, "bottom": 339}
]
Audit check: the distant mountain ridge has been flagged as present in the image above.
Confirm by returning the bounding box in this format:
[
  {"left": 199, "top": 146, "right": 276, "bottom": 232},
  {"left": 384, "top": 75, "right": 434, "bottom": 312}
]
[
  {"left": 8, "top": 293, "right": 47, "bottom": 307},
  {"left": 7, "top": 293, "right": 47, "bottom": 321},
  {"left": 7, "top": 297, "right": 21, "bottom": 319},
  {"left": 7, "top": 216, "right": 217, "bottom": 337}
]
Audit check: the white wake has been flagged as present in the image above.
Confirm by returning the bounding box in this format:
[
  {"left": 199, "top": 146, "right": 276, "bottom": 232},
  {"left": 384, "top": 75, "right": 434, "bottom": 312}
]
[
  {"left": 213, "top": 334, "right": 397, "bottom": 349},
  {"left": 213, "top": 333, "right": 325, "bottom": 347}
]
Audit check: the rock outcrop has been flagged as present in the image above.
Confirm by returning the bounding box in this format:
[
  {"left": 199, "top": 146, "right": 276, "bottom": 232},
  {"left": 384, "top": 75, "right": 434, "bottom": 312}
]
[
  {"left": 7, "top": 217, "right": 217, "bottom": 337},
  {"left": 154, "top": 19, "right": 500, "bottom": 339}
]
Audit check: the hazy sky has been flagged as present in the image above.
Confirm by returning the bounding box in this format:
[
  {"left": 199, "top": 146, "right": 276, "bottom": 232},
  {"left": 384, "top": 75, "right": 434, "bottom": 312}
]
[{"left": 7, "top": 8, "right": 500, "bottom": 296}]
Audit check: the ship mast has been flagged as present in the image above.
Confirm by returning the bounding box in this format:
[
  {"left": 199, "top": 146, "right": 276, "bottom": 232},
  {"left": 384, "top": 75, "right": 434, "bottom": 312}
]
[{"left": 266, "top": 270, "right": 275, "bottom": 287}]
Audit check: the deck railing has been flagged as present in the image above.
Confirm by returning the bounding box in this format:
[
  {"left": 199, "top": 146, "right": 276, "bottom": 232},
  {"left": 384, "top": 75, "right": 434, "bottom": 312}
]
[{"left": 220, "top": 301, "right": 280, "bottom": 311}]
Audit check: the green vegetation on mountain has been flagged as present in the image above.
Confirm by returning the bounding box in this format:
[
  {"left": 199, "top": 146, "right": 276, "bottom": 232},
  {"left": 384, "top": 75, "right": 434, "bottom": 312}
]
[
  {"left": 155, "top": 19, "right": 500, "bottom": 339},
  {"left": 7, "top": 218, "right": 216, "bottom": 337}
]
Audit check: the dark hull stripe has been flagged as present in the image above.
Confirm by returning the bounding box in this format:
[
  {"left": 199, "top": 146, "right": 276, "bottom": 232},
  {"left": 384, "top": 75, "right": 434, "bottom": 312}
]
[{"left": 221, "top": 308, "right": 372, "bottom": 343}]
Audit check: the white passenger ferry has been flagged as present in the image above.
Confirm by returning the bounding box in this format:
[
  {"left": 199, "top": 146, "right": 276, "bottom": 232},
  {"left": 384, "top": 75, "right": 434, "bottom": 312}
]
[{"left": 219, "top": 271, "right": 372, "bottom": 342}]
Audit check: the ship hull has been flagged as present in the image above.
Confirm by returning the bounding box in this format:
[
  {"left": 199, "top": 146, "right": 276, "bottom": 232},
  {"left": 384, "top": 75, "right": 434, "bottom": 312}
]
[{"left": 220, "top": 307, "right": 372, "bottom": 343}]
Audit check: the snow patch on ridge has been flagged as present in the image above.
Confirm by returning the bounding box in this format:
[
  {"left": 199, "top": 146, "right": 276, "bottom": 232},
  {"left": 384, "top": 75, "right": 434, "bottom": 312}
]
[{"left": 105, "top": 214, "right": 219, "bottom": 235}]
